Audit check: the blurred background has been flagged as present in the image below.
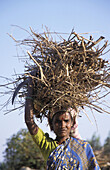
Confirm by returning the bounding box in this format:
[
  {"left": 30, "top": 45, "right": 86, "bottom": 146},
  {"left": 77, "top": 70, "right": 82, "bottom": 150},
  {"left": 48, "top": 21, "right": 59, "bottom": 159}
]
[{"left": 0, "top": 0, "right": 110, "bottom": 164}]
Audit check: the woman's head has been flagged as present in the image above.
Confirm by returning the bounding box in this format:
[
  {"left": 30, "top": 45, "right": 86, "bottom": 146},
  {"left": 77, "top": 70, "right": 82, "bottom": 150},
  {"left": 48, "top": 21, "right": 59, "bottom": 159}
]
[{"left": 48, "top": 107, "right": 77, "bottom": 141}]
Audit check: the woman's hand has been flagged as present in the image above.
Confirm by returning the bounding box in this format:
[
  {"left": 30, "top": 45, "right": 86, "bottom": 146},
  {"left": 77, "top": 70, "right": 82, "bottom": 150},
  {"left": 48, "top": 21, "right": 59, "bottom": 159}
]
[{"left": 25, "top": 71, "right": 39, "bottom": 135}]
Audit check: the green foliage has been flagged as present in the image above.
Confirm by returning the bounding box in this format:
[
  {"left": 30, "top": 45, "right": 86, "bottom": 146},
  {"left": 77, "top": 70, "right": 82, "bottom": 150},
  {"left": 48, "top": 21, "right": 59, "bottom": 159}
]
[
  {"left": 87, "top": 132, "right": 101, "bottom": 151},
  {"left": 1, "top": 129, "right": 46, "bottom": 170},
  {"left": 104, "top": 131, "right": 110, "bottom": 154},
  {"left": 0, "top": 162, "right": 7, "bottom": 170}
]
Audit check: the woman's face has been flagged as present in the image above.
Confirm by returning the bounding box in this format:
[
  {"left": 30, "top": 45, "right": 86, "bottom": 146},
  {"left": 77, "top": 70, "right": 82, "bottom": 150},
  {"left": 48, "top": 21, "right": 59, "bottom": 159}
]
[{"left": 52, "top": 111, "right": 73, "bottom": 141}]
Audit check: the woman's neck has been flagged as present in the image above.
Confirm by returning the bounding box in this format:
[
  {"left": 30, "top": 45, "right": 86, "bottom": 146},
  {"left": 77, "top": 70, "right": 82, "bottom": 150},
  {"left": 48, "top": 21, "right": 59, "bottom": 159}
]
[{"left": 56, "top": 136, "right": 70, "bottom": 144}]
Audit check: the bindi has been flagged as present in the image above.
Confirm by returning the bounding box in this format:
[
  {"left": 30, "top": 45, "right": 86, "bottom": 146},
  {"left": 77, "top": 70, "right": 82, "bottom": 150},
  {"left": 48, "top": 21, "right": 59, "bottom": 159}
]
[{"left": 61, "top": 117, "right": 65, "bottom": 120}]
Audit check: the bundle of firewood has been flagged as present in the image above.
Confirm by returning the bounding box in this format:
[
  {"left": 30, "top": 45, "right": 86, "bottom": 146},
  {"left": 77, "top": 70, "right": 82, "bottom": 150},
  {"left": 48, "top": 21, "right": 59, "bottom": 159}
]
[{"left": 3, "top": 28, "right": 110, "bottom": 119}]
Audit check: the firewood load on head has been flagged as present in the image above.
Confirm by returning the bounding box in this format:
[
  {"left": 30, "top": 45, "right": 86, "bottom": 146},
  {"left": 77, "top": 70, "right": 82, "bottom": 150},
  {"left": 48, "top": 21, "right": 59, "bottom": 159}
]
[{"left": 8, "top": 28, "right": 110, "bottom": 120}]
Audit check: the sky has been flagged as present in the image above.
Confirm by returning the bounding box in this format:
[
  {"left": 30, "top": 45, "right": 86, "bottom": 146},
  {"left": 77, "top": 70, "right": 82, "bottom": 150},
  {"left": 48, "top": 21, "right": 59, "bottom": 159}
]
[{"left": 0, "top": 0, "right": 110, "bottom": 162}]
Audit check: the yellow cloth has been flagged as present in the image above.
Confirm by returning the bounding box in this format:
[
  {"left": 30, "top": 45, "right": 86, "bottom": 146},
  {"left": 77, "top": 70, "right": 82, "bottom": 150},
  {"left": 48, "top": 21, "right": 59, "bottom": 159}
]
[{"left": 32, "top": 128, "right": 58, "bottom": 161}]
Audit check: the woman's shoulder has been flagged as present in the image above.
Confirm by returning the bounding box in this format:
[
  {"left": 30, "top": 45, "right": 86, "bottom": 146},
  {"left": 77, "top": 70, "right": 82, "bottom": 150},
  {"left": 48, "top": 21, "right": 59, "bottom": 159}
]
[
  {"left": 33, "top": 127, "right": 58, "bottom": 146},
  {"left": 70, "top": 137, "right": 95, "bottom": 157},
  {"left": 70, "top": 137, "right": 90, "bottom": 148}
]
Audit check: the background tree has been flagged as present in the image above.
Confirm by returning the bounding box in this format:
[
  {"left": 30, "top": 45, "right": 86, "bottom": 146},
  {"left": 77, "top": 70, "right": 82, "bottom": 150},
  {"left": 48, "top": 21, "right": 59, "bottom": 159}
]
[
  {"left": 87, "top": 132, "right": 101, "bottom": 151},
  {"left": 0, "top": 162, "right": 7, "bottom": 170},
  {"left": 0, "top": 129, "right": 46, "bottom": 170},
  {"left": 104, "top": 131, "right": 110, "bottom": 154}
]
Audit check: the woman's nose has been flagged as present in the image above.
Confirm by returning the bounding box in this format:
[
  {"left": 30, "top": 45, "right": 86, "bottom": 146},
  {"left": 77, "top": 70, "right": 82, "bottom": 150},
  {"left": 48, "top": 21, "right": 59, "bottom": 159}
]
[{"left": 61, "top": 120, "right": 65, "bottom": 128}]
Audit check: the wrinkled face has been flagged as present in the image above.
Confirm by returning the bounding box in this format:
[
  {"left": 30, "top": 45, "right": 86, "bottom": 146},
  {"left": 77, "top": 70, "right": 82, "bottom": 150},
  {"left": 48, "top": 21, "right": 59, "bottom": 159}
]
[{"left": 52, "top": 112, "right": 73, "bottom": 139}]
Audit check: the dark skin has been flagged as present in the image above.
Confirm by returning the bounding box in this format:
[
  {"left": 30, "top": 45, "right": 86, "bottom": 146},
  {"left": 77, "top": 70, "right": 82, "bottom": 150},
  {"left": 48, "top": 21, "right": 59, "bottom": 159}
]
[
  {"left": 52, "top": 112, "right": 73, "bottom": 144},
  {"left": 25, "top": 76, "right": 73, "bottom": 144},
  {"left": 25, "top": 76, "right": 38, "bottom": 135}
]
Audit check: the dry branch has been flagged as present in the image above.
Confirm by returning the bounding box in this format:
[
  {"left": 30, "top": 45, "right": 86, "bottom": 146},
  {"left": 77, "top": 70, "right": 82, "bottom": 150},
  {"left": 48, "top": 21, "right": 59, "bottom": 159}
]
[{"left": 1, "top": 28, "right": 110, "bottom": 120}]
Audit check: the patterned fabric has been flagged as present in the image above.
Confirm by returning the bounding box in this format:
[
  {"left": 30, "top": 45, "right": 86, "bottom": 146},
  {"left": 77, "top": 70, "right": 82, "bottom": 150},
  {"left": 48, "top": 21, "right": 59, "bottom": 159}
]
[
  {"left": 47, "top": 137, "right": 100, "bottom": 170},
  {"left": 70, "top": 115, "right": 81, "bottom": 140}
]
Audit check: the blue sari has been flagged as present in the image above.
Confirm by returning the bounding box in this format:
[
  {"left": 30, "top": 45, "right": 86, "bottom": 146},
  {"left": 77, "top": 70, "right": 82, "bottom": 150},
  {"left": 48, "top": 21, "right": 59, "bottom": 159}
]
[{"left": 47, "top": 137, "right": 100, "bottom": 170}]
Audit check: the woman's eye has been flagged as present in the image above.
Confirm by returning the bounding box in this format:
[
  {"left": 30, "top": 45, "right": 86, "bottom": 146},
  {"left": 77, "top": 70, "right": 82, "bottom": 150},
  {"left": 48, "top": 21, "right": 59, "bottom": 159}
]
[
  {"left": 55, "top": 120, "right": 61, "bottom": 124},
  {"left": 64, "top": 119, "right": 69, "bottom": 123},
  {"left": 57, "top": 120, "right": 61, "bottom": 124}
]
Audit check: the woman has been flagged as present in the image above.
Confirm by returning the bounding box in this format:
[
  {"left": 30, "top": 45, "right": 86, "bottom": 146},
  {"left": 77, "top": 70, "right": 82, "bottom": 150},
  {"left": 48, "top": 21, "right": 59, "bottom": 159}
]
[{"left": 25, "top": 77, "right": 100, "bottom": 169}]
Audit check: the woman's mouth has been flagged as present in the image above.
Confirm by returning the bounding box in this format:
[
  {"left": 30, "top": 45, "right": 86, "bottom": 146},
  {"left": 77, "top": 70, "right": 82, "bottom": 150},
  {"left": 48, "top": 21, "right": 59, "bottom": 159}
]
[{"left": 59, "top": 129, "right": 67, "bottom": 133}]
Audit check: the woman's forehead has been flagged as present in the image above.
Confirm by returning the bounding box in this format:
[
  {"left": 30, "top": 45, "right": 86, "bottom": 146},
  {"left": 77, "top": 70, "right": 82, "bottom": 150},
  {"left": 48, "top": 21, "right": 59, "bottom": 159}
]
[{"left": 54, "top": 111, "right": 71, "bottom": 119}]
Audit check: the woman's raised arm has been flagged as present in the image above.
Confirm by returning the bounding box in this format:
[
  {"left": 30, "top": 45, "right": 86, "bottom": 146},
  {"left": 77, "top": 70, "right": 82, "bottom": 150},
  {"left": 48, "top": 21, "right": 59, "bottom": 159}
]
[{"left": 25, "top": 76, "right": 38, "bottom": 135}]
